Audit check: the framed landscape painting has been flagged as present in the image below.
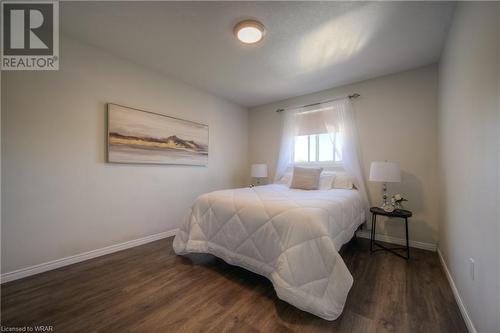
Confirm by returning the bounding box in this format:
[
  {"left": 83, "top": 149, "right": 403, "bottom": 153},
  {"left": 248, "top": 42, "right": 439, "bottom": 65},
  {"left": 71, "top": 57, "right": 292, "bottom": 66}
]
[{"left": 107, "top": 104, "right": 208, "bottom": 166}]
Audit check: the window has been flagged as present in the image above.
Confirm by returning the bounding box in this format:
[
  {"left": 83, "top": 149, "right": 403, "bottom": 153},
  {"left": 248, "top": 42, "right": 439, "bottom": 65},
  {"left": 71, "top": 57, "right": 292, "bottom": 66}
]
[{"left": 293, "top": 132, "right": 342, "bottom": 164}]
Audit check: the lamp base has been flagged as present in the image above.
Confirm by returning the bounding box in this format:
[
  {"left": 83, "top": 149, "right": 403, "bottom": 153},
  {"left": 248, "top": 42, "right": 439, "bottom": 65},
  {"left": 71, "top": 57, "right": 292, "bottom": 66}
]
[
  {"left": 381, "top": 202, "right": 395, "bottom": 212},
  {"left": 380, "top": 183, "right": 394, "bottom": 212}
]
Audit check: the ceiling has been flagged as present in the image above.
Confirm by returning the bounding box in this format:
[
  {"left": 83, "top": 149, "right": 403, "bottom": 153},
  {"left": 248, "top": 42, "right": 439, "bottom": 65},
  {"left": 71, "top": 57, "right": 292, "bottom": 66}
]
[{"left": 61, "top": 2, "right": 455, "bottom": 108}]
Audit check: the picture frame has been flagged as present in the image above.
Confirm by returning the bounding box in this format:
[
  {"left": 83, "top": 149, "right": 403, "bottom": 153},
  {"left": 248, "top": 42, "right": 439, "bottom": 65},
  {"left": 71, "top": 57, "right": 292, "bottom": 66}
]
[{"left": 107, "top": 104, "right": 209, "bottom": 166}]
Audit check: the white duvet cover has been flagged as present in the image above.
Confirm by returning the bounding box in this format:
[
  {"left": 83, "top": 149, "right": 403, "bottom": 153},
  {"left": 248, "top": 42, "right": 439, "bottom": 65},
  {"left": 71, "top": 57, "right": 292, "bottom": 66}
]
[{"left": 173, "top": 184, "right": 365, "bottom": 320}]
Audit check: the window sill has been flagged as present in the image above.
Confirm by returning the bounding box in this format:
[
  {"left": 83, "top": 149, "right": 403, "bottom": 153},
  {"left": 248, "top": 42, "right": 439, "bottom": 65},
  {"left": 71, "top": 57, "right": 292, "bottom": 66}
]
[{"left": 293, "top": 162, "right": 343, "bottom": 168}]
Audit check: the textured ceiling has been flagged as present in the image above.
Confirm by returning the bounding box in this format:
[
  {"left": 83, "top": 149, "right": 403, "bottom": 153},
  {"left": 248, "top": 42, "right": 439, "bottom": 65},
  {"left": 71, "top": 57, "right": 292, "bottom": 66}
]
[{"left": 61, "top": 2, "right": 455, "bottom": 107}]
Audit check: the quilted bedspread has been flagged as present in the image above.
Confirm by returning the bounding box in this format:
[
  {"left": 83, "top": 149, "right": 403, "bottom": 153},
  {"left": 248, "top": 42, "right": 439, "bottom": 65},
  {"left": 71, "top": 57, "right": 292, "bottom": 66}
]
[{"left": 173, "top": 184, "right": 365, "bottom": 320}]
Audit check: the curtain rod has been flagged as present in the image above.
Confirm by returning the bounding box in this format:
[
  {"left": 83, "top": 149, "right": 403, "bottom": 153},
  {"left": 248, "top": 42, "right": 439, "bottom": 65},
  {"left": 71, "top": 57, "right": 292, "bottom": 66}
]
[{"left": 275, "top": 93, "right": 360, "bottom": 113}]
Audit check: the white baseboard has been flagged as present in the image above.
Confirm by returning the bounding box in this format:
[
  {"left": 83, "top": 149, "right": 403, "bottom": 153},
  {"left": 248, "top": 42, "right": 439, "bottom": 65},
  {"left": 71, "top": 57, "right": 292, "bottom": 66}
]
[
  {"left": 1, "top": 229, "right": 178, "bottom": 284},
  {"left": 356, "top": 230, "right": 437, "bottom": 252},
  {"left": 437, "top": 249, "right": 476, "bottom": 333}
]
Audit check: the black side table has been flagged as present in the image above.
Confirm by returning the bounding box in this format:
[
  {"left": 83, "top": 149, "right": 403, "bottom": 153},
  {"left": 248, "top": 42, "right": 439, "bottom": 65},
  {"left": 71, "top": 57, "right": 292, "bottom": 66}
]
[{"left": 370, "top": 207, "right": 412, "bottom": 260}]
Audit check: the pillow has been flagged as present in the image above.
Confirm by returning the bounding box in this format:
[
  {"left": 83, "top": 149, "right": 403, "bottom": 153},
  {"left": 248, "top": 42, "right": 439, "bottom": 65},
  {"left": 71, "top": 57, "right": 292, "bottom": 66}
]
[
  {"left": 279, "top": 170, "right": 336, "bottom": 189},
  {"left": 319, "top": 172, "right": 336, "bottom": 190},
  {"left": 290, "top": 167, "right": 323, "bottom": 190},
  {"left": 332, "top": 172, "right": 354, "bottom": 189}
]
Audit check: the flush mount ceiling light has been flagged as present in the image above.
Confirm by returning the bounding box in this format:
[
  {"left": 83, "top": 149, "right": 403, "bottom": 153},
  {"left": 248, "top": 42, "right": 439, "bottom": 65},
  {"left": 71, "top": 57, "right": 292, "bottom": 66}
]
[{"left": 234, "top": 20, "right": 265, "bottom": 44}]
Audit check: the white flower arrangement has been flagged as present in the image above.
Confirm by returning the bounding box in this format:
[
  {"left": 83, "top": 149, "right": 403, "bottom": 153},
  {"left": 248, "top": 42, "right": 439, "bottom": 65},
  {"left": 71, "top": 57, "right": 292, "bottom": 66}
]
[{"left": 391, "top": 194, "right": 407, "bottom": 209}]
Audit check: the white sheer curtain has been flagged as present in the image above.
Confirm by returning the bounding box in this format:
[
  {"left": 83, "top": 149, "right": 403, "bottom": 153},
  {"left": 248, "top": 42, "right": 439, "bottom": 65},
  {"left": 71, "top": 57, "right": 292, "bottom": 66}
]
[
  {"left": 274, "top": 98, "right": 369, "bottom": 209},
  {"left": 274, "top": 107, "right": 301, "bottom": 182}
]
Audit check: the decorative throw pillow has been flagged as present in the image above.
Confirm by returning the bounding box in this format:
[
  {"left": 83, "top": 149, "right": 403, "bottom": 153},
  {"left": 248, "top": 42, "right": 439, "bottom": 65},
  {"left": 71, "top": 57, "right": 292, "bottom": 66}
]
[
  {"left": 319, "top": 172, "right": 336, "bottom": 190},
  {"left": 332, "top": 172, "right": 354, "bottom": 189},
  {"left": 290, "top": 167, "right": 323, "bottom": 190}
]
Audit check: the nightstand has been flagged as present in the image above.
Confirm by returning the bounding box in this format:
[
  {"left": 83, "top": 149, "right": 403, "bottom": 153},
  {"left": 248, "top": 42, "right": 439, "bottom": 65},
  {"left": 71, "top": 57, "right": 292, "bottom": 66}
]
[{"left": 370, "top": 207, "right": 412, "bottom": 260}]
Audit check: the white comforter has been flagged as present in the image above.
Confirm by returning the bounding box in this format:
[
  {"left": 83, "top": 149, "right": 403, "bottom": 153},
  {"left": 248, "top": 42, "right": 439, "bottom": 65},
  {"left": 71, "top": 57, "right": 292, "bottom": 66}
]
[{"left": 173, "top": 184, "right": 365, "bottom": 320}]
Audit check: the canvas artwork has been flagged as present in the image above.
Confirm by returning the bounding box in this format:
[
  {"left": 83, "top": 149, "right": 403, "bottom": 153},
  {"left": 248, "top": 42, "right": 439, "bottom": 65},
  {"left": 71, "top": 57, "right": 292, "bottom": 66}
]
[{"left": 107, "top": 104, "right": 208, "bottom": 165}]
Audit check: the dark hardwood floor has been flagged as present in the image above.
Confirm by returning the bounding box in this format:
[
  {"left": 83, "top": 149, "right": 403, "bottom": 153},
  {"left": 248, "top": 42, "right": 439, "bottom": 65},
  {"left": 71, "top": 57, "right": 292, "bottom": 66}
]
[{"left": 1, "top": 237, "right": 467, "bottom": 333}]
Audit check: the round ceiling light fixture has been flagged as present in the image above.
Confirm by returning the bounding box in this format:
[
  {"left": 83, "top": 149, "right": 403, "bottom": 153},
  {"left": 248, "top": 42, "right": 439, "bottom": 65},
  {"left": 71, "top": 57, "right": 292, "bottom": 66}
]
[{"left": 234, "top": 20, "right": 265, "bottom": 44}]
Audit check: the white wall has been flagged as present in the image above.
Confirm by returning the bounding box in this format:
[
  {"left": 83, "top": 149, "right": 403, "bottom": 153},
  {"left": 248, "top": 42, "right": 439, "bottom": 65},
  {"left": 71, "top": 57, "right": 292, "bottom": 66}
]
[
  {"left": 249, "top": 65, "right": 439, "bottom": 246},
  {"left": 438, "top": 3, "right": 499, "bottom": 332},
  {"left": 1, "top": 36, "right": 248, "bottom": 273}
]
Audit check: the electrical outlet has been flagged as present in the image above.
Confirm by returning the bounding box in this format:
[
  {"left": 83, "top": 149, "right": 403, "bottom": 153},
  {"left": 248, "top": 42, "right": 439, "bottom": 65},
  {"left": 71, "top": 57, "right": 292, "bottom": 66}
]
[{"left": 469, "top": 258, "right": 475, "bottom": 281}]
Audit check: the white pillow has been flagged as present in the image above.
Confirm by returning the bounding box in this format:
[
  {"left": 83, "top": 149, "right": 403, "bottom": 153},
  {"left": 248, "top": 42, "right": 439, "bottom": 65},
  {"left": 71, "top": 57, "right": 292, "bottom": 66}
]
[
  {"left": 290, "top": 167, "right": 323, "bottom": 190},
  {"left": 279, "top": 170, "right": 337, "bottom": 190},
  {"left": 332, "top": 172, "right": 354, "bottom": 189},
  {"left": 319, "top": 172, "right": 336, "bottom": 190}
]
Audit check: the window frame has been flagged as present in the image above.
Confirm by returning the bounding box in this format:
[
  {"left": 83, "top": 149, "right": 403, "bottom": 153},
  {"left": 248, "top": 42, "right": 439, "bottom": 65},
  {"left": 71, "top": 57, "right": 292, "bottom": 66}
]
[{"left": 292, "top": 133, "right": 342, "bottom": 167}]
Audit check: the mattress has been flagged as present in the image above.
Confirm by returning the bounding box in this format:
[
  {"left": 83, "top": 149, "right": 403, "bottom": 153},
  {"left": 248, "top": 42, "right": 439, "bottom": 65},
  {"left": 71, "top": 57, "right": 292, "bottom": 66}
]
[{"left": 173, "top": 184, "right": 365, "bottom": 320}]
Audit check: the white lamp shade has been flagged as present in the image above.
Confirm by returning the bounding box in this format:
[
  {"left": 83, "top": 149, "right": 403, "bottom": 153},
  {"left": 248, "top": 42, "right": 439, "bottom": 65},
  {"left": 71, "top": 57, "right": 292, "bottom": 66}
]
[
  {"left": 251, "top": 164, "right": 268, "bottom": 178},
  {"left": 369, "top": 161, "right": 401, "bottom": 183}
]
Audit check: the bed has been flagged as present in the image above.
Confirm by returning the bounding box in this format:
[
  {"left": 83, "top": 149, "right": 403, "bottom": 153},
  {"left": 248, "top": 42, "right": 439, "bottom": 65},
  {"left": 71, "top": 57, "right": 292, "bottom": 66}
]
[{"left": 173, "top": 183, "right": 365, "bottom": 320}]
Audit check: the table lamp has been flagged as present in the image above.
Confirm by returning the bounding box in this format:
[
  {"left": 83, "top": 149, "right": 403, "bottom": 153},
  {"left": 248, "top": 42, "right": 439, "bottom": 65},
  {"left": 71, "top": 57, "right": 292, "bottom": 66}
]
[
  {"left": 251, "top": 164, "right": 268, "bottom": 186},
  {"left": 369, "top": 161, "right": 401, "bottom": 211}
]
